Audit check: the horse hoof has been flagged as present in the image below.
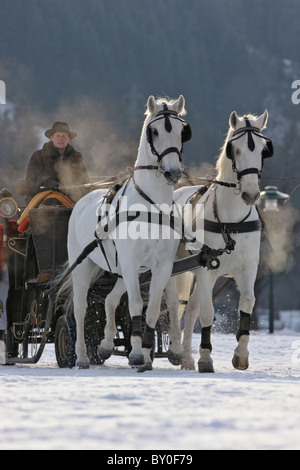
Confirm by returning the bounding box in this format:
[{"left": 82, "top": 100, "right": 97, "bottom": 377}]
[
  {"left": 232, "top": 354, "right": 249, "bottom": 370},
  {"left": 198, "top": 361, "right": 215, "bottom": 373},
  {"left": 167, "top": 350, "right": 183, "bottom": 366},
  {"left": 76, "top": 361, "right": 90, "bottom": 370},
  {"left": 181, "top": 358, "right": 195, "bottom": 370},
  {"left": 128, "top": 353, "right": 145, "bottom": 367},
  {"left": 98, "top": 346, "right": 113, "bottom": 361},
  {"left": 137, "top": 362, "right": 153, "bottom": 373}
]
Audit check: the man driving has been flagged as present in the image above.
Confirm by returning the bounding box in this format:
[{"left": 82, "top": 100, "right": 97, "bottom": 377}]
[{"left": 24, "top": 121, "right": 89, "bottom": 203}]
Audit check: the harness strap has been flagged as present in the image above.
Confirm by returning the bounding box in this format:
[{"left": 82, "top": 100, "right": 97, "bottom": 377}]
[
  {"left": 211, "top": 189, "right": 259, "bottom": 251},
  {"left": 132, "top": 172, "right": 200, "bottom": 248},
  {"left": 157, "top": 146, "right": 181, "bottom": 162},
  {"left": 235, "top": 167, "right": 261, "bottom": 180},
  {"left": 204, "top": 219, "right": 262, "bottom": 234},
  {"left": 182, "top": 168, "right": 237, "bottom": 188},
  {"left": 94, "top": 232, "right": 112, "bottom": 271},
  {"left": 134, "top": 165, "right": 159, "bottom": 171},
  {"left": 131, "top": 172, "right": 158, "bottom": 207},
  {"left": 43, "top": 239, "right": 101, "bottom": 297}
]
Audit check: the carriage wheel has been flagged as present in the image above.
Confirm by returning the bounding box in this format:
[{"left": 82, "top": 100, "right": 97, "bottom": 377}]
[{"left": 54, "top": 314, "right": 76, "bottom": 368}]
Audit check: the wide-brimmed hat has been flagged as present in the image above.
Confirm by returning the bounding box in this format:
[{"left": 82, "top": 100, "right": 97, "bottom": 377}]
[{"left": 44, "top": 121, "right": 77, "bottom": 139}]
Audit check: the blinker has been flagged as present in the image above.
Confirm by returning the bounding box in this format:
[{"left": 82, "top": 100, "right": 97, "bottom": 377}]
[{"left": 224, "top": 116, "right": 274, "bottom": 181}]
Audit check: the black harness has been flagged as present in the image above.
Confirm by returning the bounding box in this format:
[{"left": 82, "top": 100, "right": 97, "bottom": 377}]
[
  {"left": 146, "top": 103, "right": 192, "bottom": 163},
  {"left": 225, "top": 117, "right": 273, "bottom": 181},
  {"left": 89, "top": 105, "right": 192, "bottom": 271},
  {"left": 188, "top": 117, "right": 273, "bottom": 253},
  {"left": 204, "top": 218, "right": 262, "bottom": 236},
  {"left": 204, "top": 218, "right": 262, "bottom": 253}
]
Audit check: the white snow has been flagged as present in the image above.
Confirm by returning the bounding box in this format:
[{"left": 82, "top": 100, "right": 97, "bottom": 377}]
[{"left": 1, "top": 330, "right": 300, "bottom": 451}]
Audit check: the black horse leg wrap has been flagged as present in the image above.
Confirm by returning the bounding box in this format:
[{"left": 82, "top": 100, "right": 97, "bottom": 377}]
[
  {"left": 236, "top": 311, "right": 251, "bottom": 341},
  {"left": 142, "top": 323, "right": 155, "bottom": 349},
  {"left": 131, "top": 315, "right": 143, "bottom": 338},
  {"left": 200, "top": 325, "right": 212, "bottom": 352}
]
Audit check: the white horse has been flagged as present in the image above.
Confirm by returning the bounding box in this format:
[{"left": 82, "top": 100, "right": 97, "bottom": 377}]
[
  {"left": 67, "top": 95, "right": 191, "bottom": 369},
  {"left": 173, "top": 110, "right": 273, "bottom": 372}
]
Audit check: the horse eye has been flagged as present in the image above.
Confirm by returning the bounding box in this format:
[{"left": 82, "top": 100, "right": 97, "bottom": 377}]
[{"left": 153, "top": 129, "right": 158, "bottom": 137}]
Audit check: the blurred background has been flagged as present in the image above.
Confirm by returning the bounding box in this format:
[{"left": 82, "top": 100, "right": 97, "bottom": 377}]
[{"left": 0, "top": 0, "right": 299, "bottom": 327}]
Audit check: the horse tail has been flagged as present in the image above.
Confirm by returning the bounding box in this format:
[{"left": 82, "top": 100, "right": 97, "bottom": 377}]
[
  {"left": 176, "top": 271, "right": 196, "bottom": 321},
  {"left": 55, "top": 261, "right": 74, "bottom": 316},
  {"left": 55, "top": 260, "right": 104, "bottom": 316}
]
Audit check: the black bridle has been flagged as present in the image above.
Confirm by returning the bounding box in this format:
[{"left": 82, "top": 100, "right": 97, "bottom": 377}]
[
  {"left": 146, "top": 103, "right": 192, "bottom": 163},
  {"left": 226, "top": 117, "right": 274, "bottom": 181}
]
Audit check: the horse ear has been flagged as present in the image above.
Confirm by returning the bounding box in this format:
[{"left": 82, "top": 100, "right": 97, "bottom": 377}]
[
  {"left": 256, "top": 109, "right": 268, "bottom": 131},
  {"left": 175, "top": 95, "right": 186, "bottom": 115},
  {"left": 229, "top": 111, "right": 239, "bottom": 129},
  {"left": 147, "top": 95, "right": 158, "bottom": 115}
]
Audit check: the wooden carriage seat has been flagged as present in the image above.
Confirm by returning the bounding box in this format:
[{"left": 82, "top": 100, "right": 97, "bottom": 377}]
[{"left": 15, "top": 182, "right": 74, "bottom": 282}]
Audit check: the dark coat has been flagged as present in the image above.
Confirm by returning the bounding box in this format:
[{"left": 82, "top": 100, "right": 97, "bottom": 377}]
[{"left": 24, "top": 141, "right": 89, "bottom": 202}]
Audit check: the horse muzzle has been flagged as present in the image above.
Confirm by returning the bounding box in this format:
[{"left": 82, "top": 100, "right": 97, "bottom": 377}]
[
  {"left": 163, "top": 168, "right": 182, "bottom": 185},
  {"left": 241, "top": 190, "right": 260, "bottom": 206}
]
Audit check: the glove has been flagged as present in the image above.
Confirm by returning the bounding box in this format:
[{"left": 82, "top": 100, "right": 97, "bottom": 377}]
[{"left": 45, "top": 179, "right": 60, "bottom": 191}]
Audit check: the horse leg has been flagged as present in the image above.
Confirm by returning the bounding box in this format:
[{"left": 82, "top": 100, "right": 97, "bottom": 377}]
[
  {"left": 232, "top": 268, "right": 257, "bottom": 370},
  {"left": 98, "top": 278, "right": 126, "bottom": 361},
  {"left": 72, "top": 258, "right": 94, "bottom": 369},
  {"left": 164, "top": 277, "right": 183, "bottom": 366},
  {"left": 196, "top": 271, "right": 215, "bottom": 373},
  {"left": 181, "top": 271, "right": 214, "bottom": 372},
  {"left": 122, "top": 272, "right": 145, "bottom": 367},
  {"left": 181, "top": 277, "right": 200, "bottom": 370},
  {"left": 139, "top": 263, "right": 174, "bottom": 371},
  {"left": 199, "top": 325, "right": 214, "bottom": 373}
]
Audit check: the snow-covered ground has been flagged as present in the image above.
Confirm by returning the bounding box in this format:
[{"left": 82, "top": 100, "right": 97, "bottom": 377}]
[{"left": 1, "top": 330, "right": 300, "bottom": 451}]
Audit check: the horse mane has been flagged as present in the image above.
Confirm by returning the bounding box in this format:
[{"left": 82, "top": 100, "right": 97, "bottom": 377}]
[{"left": 216, "top": 113, "right": 258, "bottom": 180}]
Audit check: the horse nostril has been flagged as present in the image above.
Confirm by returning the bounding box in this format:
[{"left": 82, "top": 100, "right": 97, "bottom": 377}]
[
  {"left": 174, "top": 169, "right": 182, "bottom": 182},
  {"left": 164, "top": 169, "right": 182, "bottom": 184},
  {"left": 241, "top": 191, "right": 251, "bottom": 204},
  {"left": 242, "top": 191, "right": 260, "bottom": 205}
]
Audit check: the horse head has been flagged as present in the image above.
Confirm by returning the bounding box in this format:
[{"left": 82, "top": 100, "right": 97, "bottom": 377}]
[
  {"left": 143, "top": 95, "right": 191, "bottom": 185},
  {"left": 224, "top": 110, "right": 273, "bottom": 205}
]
